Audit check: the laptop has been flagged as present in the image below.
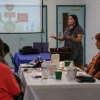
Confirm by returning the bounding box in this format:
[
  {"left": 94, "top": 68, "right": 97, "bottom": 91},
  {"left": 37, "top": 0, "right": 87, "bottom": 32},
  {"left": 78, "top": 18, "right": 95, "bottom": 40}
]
[{"left": 33, "top": 42, "right": 49, "bottom": 53}]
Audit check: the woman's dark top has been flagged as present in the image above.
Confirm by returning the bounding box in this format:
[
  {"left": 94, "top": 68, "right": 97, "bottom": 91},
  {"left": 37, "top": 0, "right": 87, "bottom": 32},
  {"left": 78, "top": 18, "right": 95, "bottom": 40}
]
[{"left": 63, "top": 25, "right": 84, "bottom": 66}]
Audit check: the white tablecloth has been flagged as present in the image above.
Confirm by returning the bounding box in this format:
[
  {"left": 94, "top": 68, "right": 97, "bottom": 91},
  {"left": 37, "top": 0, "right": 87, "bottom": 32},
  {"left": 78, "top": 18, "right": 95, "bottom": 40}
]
[
  {"left": 25, "top": 86, "right": 100, "bottom": 100},
  {"left": 18, "top": 64, "right": 100, "bottom": 100}
]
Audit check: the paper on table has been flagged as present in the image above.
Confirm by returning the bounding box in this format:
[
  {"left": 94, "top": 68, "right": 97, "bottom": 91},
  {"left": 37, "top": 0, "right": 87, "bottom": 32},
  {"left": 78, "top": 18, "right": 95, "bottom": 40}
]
[
  {"left": 29, "top": 60, "right": 36, "bottom": 65},
  {"left": 77, "top": 71, "right": 89, "bottom": 76},
  {"left": 30, "top": 69, "right": 42, "bottom": 78},
  {"left": 21, "top": 64, "right": 33, "bottom": 67},
  {"left": 59, "top": 61, "right": 66, "bottom": 70}
]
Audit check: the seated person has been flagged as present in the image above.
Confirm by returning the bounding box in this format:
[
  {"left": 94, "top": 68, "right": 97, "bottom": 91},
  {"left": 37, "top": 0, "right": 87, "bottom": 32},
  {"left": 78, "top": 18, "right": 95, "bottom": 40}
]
[
  {"left": 3, "top": 42, "right": 10, "bottom": 57},
  {"left": 3, "top": 42, "right": 22, "bottom": 87},
  {"left": 0, "top": 40, "right": 21, "bottom": 100},
  {"left": 0, "top": 42, "right": 10, "bottom": 65},
  {"left": 0, "top": 62, "right": 21, "bottom": 100},
  {"left": 86, "top": 33, "right": 100, "bottom": 79},
  {"left": 2, "top": 42, "right": 10, "bottom": 65}
]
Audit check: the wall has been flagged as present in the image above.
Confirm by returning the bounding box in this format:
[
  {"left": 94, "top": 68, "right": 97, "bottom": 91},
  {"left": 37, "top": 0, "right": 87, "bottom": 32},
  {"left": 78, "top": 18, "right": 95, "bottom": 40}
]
[
  {"left": 43, "top": 0, "right": 85, "bottom": 48},
  {"left": 0, "top": 0, "right": 85, "bottom": 68},
  {"left": 85, "top": 0, "right": 100, "bottom": 64},
  {"left": 2, "top": 0, "right": 100, "bottom": 67}
]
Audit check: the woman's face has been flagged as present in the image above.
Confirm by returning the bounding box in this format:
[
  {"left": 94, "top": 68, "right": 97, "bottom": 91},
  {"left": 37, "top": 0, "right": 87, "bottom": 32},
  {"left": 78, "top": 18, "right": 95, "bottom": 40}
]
[
  {"left": 95, "top": 40, "right": 100, "bottom": 50},
  {"left": 68, "top": 16, "right": 75, "bottom": 26}
]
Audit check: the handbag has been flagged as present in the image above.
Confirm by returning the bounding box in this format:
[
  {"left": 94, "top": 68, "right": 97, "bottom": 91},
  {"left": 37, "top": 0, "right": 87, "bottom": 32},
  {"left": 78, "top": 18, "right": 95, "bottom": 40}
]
[
  {"left": 76, "top": 75, "right": 96, "bottom": 83},
  {"left": 19, "top": 46, "right": 40, "bottom": 54}
]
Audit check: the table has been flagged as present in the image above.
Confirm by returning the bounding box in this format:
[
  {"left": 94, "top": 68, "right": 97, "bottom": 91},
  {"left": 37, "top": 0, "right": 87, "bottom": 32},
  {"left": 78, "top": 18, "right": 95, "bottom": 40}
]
[
  {"left": 19, "top": 65, "right": 100, "bottom": 100},
  {"left": 14, "top": 52, "right": 50, "bottom": 72}
]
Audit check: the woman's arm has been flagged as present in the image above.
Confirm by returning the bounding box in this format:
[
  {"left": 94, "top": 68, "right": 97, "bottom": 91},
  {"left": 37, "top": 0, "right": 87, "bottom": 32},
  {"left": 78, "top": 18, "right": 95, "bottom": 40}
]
[
  {"left": 85, "top": 64, "right": 93, "bottom": 73},
  {"left": 66, "top": 34, "right": 83, "bottom": 42},
  {"left": 5, "top": 73, "right": 21, "bottom": 96},
  {"left": 50, "top": 34, "right": 64, "bottom": 41},
  {"left": 94, "top": 71, "right": 100, "bottom": 79}
]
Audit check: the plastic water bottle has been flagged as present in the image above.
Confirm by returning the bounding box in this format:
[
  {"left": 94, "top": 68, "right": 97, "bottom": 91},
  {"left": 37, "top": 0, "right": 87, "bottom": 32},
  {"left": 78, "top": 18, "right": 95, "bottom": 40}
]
[
  {"left": 67, "top": 61, "right": 77, "bottom": 80},
  {"left": 66, "top": 61, "right": 75, "bottom": 76},
  {"left": 41, "top": 60, "right": 48, "bottom": 79},
  {"left": 37, "top": 56, "right": 42, "bottom": 63}
]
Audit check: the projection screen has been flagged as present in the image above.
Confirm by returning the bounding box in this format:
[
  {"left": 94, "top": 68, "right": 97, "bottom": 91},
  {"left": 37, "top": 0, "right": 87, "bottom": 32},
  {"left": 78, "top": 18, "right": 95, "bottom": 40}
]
[{"left": 0, "top": 0, "right": 43, "bottom": 33}]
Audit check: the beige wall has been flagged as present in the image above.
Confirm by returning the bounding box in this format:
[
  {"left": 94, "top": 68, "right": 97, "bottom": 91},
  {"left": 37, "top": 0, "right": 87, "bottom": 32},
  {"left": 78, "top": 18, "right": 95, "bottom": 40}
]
[
  {"left": 43, "top": 0, "right": 85, "bottom": 48},
  {"left": 43, "top": 0, "right": 100, "bottom": 64},
  {"left": 85, "top": 0, "right": 100, "bottom": 64}
]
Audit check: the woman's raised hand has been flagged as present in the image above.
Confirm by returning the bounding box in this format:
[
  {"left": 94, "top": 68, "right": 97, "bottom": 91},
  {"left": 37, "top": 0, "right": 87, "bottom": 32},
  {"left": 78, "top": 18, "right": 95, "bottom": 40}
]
[{"left": 50, "top": 34, "right": 56, "bottom": 38}]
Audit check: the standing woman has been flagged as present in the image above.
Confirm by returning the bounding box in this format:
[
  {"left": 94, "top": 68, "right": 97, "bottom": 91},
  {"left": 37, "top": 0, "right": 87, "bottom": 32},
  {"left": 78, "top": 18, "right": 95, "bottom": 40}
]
[{"left": 50, "top": 14, "right": 84, "bottom": 70}]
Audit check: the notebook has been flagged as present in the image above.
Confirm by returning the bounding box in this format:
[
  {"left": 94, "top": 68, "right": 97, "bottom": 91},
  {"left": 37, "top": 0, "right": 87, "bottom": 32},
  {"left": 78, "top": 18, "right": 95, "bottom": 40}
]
[{"left": 33, "top": 42, "right": 49, "bottom": 53}]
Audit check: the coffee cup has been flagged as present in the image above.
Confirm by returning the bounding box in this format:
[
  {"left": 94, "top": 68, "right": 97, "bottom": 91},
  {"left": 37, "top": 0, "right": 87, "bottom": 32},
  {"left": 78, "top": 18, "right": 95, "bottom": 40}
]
[
  {"left": 47, "top": 63, "right": 56, "bottom": 75},
  {"left": 64, "top": 60, "right": 70, "bottom": 67},
  {"left": 55, "top": 70, "right": 62, "bottom": 80},
  {"left": 67, "top": 67, "right": 77, "bottom": 80}
]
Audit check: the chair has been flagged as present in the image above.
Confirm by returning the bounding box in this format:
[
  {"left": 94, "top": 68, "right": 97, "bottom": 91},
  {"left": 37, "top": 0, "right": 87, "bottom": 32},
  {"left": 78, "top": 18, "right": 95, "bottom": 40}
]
[
  {"left": 33, "top": 42, "right": 49, "bottom": 53},
  {"left": 9, "top": 52, "right": 18, "bottom": 72}
]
